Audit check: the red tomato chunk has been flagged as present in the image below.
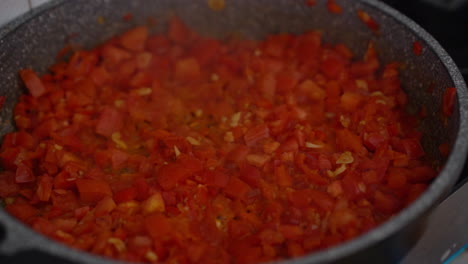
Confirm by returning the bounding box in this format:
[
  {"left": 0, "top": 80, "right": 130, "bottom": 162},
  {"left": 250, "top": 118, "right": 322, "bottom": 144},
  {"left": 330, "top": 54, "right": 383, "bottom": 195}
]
[{"left": 0, "top": 16, "right": 438, "bottom": 264}]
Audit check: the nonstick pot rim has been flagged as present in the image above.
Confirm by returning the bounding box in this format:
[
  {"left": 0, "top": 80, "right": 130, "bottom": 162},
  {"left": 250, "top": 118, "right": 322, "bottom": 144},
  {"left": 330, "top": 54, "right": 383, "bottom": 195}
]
[{"left": 0, "top": 0, "right": 467, "bottom": 263}]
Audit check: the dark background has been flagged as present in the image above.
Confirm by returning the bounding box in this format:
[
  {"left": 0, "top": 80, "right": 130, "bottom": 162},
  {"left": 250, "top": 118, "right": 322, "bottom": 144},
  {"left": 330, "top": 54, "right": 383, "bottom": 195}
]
[{"left": 382, "top": 0, "right": 468, "bottom": 81}]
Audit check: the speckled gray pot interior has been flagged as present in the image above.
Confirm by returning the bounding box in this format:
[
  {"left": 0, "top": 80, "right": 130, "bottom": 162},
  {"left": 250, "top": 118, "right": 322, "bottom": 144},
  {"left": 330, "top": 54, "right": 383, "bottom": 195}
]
[{"left": 0, "top": 0, "right": 467, "bottom": 263}]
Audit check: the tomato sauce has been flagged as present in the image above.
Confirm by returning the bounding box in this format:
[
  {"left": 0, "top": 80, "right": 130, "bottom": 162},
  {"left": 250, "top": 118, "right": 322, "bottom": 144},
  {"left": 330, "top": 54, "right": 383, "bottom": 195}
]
[{"left": 0, "top": 16, "right": 437, "bottom": 263}]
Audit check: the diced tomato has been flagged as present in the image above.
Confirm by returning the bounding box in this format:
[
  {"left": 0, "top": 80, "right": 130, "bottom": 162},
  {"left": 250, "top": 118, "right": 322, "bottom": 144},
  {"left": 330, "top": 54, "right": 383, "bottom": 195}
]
[
  {"left": 95, "top": 107, "right": 124, "bottom": 137},
  {"left": 413, "top": 41, "right": 423, "bottom": 56},
  {"left": 114, "top": 187, "right": 138, "bottom": 203},
  {"left": 364, "top": 132, "right": 387, "bottom": 151},
  {"left": 239, "top": 164, "right": 262, "bottom": 187},
  {"left": 145, "top": 214, "right": 172, "bottom": 238},
  {"left": 157, "top": 164, "right": 190, "bottom": 190},
  {"left": 134, "top": 177, "right": 150, "bottom": 201},
  {"left": 244, "top": 124, "right": 270, "bottom": 147},
  {"left": 340, "top": 92, "right": 363, "bottom": 112},
  {"left": 336, "top": 129, "right": 368, "bottom": 156},
  {"left": 102, "top": 45, "right": 132, "bottom": 65},
  {"left": 76, "top": 178, "right": 112, "bottom": 203},
  {"left": 263, "top": 34, "right": 292, "bottom": 58},
  {"left": 175, "top": 57, "right": 201, "bottom": 82},
  {"left": 341, "top": 171, "right": 365, "bottom": 200},
  {"left": 94, "top": 196, "right": 116, "bottom": 216},
  {"left": 275, "top": 164, "right": 292, "bottom": 187},
  {"left": 439, "top": 143, "right": 450, "bottom": 157},
  {"left": 19, "top": 69, "right": 46, "bottom": 97},
  {"left": 276, "top": 70, "right": 300, "bottom": 93},
  {"left": 6, "top": 203, "right": 38, "bottom": 221},
  {"left": 90, "top": 66, "right": 110, "bottom": 86},
  {"left": 15, "top": 163, "right": 35, "bottom": 183},
  {"left": 203, "top": 169, "right": 230, "bottom": 188},
  {"left": 190, "top": 38, "right": 221, "bottom": 66},
  {"left": 289, "top": 188, "right": 334, "bottom": 211},
  {"left": 119, "top": 26, "right": 149, "bottom": 51},
  {"left": 321, "top": 55, "right": 346, "bottom": 79},
  {"left": 408, "top": 166, "right": 437, "bottom": 183},
  {"left": 74, "top": 206, "right": 90, "bottom": 219},
  {"left": 399, "top": 138, "right": 425, "bottom": 159},
  {"left": 327, "top": 0, "right": 342, "bottom": 14},
  {"left": 110, "top": 149, "right": 129, "bottom": 170},
  {"left": 53, "top": 170, "right": 75, "bottom": 190},
  {"left": 0, "top": 172, "right": 19, "bottom": 199},
  {"left": 373, "top": 190, "right": 400, "bottom": 214},
  {"left": 168, "top": 16, "right": 192, "bottom": 45},
  {"left": 442, "top": 87, "right": 456, "bottom": 117},
  {"left": 0, "top": 96, "right": 5, "bottom": 110},
  {"left": 295, "top": 31, "right": 321, "bottom": 62},
  {"left": 223, "top": 177, "right": 252, "bottom": 201},
  {"left": 36, "top": 174, "right": 53, "bottom": 201},
  {"left": 357, "top": 10, "right": 379, "bottom": 32},
  {"left": 2, "top": 131, "right": 35, "bottom": 149}
]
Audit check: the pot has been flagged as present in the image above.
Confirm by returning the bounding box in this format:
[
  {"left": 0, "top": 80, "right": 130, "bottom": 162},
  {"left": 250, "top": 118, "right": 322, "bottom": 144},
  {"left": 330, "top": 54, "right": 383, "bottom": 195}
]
[{"left": 0, "top": 0, "right": 467, "bottom": 263}]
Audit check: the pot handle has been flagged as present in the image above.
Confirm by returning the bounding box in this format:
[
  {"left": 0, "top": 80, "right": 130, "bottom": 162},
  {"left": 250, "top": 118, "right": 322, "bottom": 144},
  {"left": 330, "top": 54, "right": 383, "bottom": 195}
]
[{"left": 0, "top": 210, "right": 75, "bottom": 263}]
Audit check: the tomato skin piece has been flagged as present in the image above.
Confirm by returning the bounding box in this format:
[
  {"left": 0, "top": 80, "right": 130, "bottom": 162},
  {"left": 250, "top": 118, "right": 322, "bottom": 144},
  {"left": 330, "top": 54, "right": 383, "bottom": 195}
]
[
  {"left": 442, "top": 87, "right": 457, "bottom": 117},
  {"left": 95, "top": 107, "right": 124, "bottom": 137},
  {"left": 19, "top": 69, "right": 46, "bottom": 98},
  {"left": 76, "top": 178, "right": 113, "bottom": 203}
]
